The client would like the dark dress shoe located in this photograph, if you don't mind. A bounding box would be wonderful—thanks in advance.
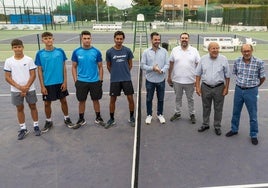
[198,125,209,132]
[225,130,238,137]
[215,128,221,136]
[251,138,258,145]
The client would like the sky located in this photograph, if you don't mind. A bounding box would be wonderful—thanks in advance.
[1,0,133,10]
[109,0,132,9]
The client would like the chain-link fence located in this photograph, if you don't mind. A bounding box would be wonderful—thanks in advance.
[1,3,268,26]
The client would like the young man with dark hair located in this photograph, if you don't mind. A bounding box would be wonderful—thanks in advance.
[35,32,73,132]
[71,30,105,129]
[105,31,135,128]
[4,39,40,140]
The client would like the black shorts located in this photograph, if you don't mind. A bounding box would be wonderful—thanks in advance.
[75,80,102,101]
[109,81,134,96]
[43,84,69,101]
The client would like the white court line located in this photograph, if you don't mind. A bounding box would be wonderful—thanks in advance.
[63,36,79,43]
[201,183,268,188]
[1,62,268,66]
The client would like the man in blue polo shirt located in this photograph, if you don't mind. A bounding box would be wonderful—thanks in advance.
[35,32,73,132]
[71,30,105,129]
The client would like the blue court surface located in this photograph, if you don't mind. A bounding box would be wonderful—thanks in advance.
[0,32,268,188]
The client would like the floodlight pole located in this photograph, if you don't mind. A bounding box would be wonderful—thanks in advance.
[96,0,99,23]
[172,0,174,21]
[45,0,48,13]
[22,0,26,13]
[205,0,208,23]
[13,0,17,14]
[69,0,73,23]
[107,0,110,22]
[182,0,185,22]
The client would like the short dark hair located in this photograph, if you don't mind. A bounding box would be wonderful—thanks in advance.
[41,31,53,38]
[11,39,23,47]
[150,32,160,39]
[114,31,125,39]
[180,32,189,38]
[81,30,91,36]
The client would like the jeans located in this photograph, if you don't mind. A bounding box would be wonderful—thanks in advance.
[145,79,165,116]
[231,85,258,138]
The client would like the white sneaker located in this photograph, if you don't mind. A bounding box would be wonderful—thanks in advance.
[157,114,166,124]
[145,115,152,125]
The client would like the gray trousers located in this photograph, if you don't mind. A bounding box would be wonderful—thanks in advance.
[173,82,195,116]
[201,83,225,128]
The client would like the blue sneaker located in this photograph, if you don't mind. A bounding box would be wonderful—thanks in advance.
[34,126,41,136]
[105,119,116,129]
[18,129,29,140]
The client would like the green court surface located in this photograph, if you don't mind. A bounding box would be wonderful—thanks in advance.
[0,25,267,62]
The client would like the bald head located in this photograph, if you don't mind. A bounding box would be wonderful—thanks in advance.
[208,42,220,59]
[241,44,253,52]
[208,42,219,50]
[241,44,253,62]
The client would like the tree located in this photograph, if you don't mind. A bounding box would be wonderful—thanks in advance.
[60,0,108,21]
[132,0,161,6]
[131,0,161,21]
[75,0,106,6]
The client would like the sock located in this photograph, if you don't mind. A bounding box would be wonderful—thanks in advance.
[64,115,69,120]
[46,118,52,122]
[130,111,134,118]
[95,112,100,118]
[33,121,39,127]
[110,113,114,120]
[79,113,84,120]
[20,123,26,130]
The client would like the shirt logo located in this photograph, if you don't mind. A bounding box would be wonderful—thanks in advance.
[112,55,126,59]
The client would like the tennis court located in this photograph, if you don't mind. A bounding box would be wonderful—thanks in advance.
[0,31,268,188]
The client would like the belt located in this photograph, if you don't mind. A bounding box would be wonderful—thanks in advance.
[203,82,224,88]
[236,85,257,90]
